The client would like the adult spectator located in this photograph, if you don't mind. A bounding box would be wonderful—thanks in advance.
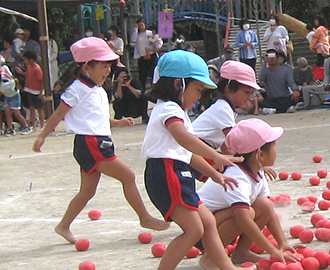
[309,15,329,66]
[263,14,289,55]
[112,67,149,124]
[107,25,124,65]
[0,38,15,68]
[258,49,299,113]
[84,26,94,37]
[323,57,330,91]
[293,57,314,88]
[207,46,238,72]
[130,19,158,92]
[235,18,258,71]
[22,26,41,63]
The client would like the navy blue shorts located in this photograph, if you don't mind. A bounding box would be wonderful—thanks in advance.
[73,135,117,175]
[144,158,200,221]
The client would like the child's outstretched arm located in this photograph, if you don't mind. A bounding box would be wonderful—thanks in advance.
[32,102,70,152]
[167,121,243,170]
[190,154,238,191]
[110,117,134,127]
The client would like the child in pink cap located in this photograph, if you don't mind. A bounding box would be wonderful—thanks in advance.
[197,118,300,266]
[32,37,169,244]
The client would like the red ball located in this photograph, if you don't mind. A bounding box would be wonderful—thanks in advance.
[270,262,286,270]
[75,239,90,251]
[151,242,166,257]
[298,229,314,243]
[275,195,291,207]
[315,228,330,241]
[225,244,235,256]
[138,232,152,244]
[88,209,101,220]
[262,226,272,237]
[250,242,264,254]
[306,195,318,203]
[241,262,255,268]
[314,250,330,269]
[326,180,330,189]
[313,155,322,163]
[311,213,324,227]
[284,262,303,270]
[291,171,302,180]
[297,197,309,206]
[257,258,273,270]
[318,169,328,178]
[290,225,305,238]
[302,257,320,270]
[316,219,327,228]
[322,190,330,200]
[79,261,96,270]
[118,0,126,7]
[186,246,200,258]
[309,176,321,186]
[279,171,289,180]
[318,200,330,210]
[301,201,315,213]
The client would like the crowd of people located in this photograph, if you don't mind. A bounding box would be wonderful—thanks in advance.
[0,11,328,270]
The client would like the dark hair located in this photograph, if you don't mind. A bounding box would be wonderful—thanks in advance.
[239,18,250,30]
[85,26,93,32]
[73,60,116,77]
[108,25,119,33]
[199,78,241,110]
[306,23,313,31]
[23,50,37,60]
[136,18,145,24]
[237,142,273,161]
[150,77,194,105]
[115,67,129,78]
[54,80,64,87]
[270,14,280,25]
[315,15,328,29]
[150,25,158,33]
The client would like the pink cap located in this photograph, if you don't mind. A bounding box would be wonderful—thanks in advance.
[70,37,119,62]
[225,118,283,154]
[220,61,260,90]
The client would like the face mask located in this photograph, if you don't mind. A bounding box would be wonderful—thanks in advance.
[224,52,233,59]
[243,24,250,31]
[85,31,93,37]
[300,67,308,72]
[269,19,276,25]
[187,48,195,52]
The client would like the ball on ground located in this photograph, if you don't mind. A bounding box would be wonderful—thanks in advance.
[279,171,289,180]
[302,257,319,270]
[291,171,302,180]
[186,246,200,258]
[75,239,90,251]
[313,155,322,163]
[301,201,315,213]
[298,229,314,243]
[290,225,305,238]
[88,209,101,220]
[151,242,166,257]
[79,261,96,270]
[138,232,152,244]
[318,169,328,178]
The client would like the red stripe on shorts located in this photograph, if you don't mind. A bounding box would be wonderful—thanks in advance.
[163,159,198,221]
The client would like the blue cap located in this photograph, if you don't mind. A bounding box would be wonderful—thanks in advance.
[158,50,217,89]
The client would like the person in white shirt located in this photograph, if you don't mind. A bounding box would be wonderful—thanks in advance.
[197,118,300,265]
[32,37,169,245]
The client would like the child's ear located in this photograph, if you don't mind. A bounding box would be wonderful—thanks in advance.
[174,78,182,91]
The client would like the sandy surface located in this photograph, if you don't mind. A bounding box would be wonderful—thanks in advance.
[2,108,330,269]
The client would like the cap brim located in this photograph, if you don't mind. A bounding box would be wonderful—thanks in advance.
[239,80,261,90]
[265,127,284,143]
[193,75,217,89]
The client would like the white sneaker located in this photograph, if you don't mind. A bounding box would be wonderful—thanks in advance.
[286,105,296,113]
[262,108,276,115]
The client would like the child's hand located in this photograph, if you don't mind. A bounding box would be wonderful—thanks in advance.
[210,172,238,192]
[280,242,305,254]
[117,117,135,127]
[213,154,244,172]
[33,137,45,152]
[263,166,277,181]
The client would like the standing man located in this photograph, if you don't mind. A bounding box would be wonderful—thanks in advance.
[258,49,299,113]
[130,19,159,92]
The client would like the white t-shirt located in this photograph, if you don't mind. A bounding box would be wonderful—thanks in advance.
[137,30,153,57]
[192,99,237,149]
[61,78,111,136]
[197,164,270,213]
[108,37,124,56]
[142,100,193,164]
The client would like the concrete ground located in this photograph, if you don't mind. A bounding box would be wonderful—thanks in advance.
[2,108,330,269]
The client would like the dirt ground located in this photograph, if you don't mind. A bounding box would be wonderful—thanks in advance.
[2,108,330,270]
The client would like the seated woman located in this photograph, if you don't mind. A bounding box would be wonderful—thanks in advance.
[112,67,149,123]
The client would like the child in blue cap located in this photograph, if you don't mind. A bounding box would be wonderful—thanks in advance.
[142,50,254,270]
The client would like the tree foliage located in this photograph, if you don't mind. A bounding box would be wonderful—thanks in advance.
[282,0,319,24]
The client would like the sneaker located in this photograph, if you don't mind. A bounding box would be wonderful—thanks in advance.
[5,128,16,137]
[262,108,276,115]
[21,126,32,135]
[286,105,296,113]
